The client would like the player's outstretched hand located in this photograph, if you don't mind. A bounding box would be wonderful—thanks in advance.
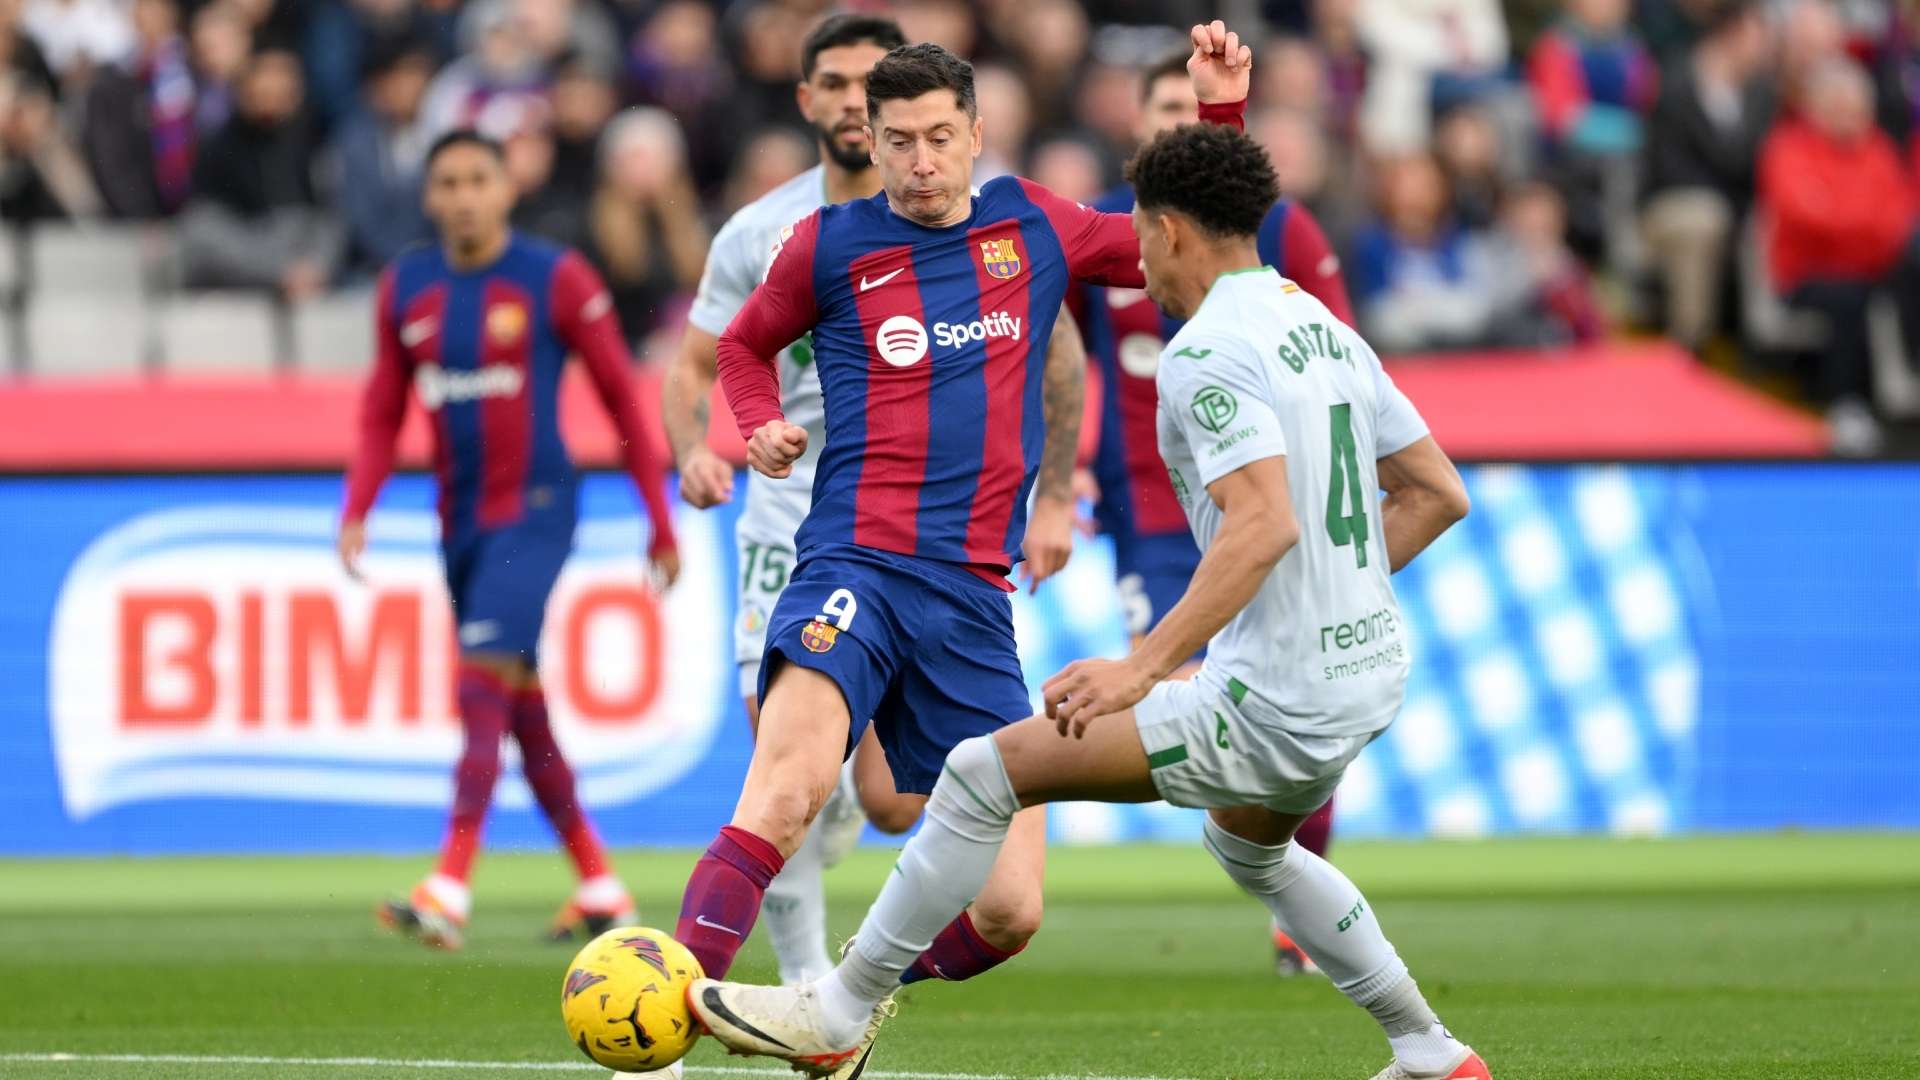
[648,546,682,591]
[679,445,735,508]
[1188,19,1252,105]
[1020,495,1075,594]
[337,520,367,583]
[746,420,808,479]
[1043,657,1154,738]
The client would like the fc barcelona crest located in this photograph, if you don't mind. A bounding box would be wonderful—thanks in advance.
[486,302,527,344]
[978,238,1021,279]
[801,619,839,653]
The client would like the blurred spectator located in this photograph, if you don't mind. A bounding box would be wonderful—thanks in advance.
[1027,135,1105,203]
[81,0,195,218]
[0,66,100,220]
[328,38,434,274]
[1072,60,1140,164]
[1433,104,1506,229]
[187,1,250,135]
[1488,181,1606,345]
[1260,36,1330,120]
[303,0,454,134]
[1314,0,1369,141]
[1529,0,1658,157]
[973,63,1029,184]
[179,48,340,298]
[1758,58,1918,455]
[1356,0,1508,153]
[547,55,616,202]
[1778,0,1848,113]
[419,0,552,141]
[585,107,707,347]
[729,2,810,138]
[719,126,814,214]
[20,0,131,86]
[505,123,581,250]
[994,0,1089,132]
[892,0,977,58]
[461,0,617,81]
[1351,153,1501,352]
[624,0,731,188]
[1640,0,1774,350]
[1252,105,1369,248]
[1873,1,1920,150]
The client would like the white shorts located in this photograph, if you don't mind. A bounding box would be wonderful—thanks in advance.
[1133,676,1375,814]
[734,534,797,700]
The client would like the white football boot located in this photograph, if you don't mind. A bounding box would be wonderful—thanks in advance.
[1368,1047,1492,1079]
[688,979,890,1077]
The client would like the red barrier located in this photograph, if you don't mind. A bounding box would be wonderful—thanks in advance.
[0,341,1824,471]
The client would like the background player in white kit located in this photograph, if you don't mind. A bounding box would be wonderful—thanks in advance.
[662,14,918,988]
[692,123,1490,1079]
[661,13,1083,993]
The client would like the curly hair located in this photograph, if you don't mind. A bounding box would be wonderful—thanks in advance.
[1125,123,1278,239]
[865,43,976,123]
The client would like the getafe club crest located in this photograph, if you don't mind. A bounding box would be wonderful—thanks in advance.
[978,238,1021,279]
[801,618,839,653]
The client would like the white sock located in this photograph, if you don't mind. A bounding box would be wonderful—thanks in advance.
[1201,819,1464,1072]
[762,816,834,984]
[815,735,1016,1044]
[574,874,631,914]
[423,873,472,921]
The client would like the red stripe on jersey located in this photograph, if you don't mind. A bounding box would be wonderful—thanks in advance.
[962,224,1035,564]
[1106,290,1188,535]
[848,244,930,554]
[400,284,455,525]
[476,279,535,528]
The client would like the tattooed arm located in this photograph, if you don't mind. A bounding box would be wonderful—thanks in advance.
[1021,305,1086,592]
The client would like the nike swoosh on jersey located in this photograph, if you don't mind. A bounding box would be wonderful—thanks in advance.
[694,915,743,937]
[400,318,436,347]
[859,268,906,291]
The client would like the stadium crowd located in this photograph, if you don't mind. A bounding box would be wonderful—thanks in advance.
[2,0,1919,452]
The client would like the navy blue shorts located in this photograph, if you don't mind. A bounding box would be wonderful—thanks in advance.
[758,544,1032,795]
[1112,529,1202,641]
[441,496,577,658]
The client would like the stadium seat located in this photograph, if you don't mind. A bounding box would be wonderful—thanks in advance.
[1868,295,1920,421]
[24,295,151,378]
[26,224,164,296]
[158,293,286,374]
[293,291,377,372]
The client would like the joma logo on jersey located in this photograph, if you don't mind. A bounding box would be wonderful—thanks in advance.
[978,238,1021,279]
[1190,385,1238,434]
[414,363,524,409]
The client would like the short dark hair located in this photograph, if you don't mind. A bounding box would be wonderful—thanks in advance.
[801,13,907,80]
[1126,123,1278,239]
[1140,50,1189,103]
[426,129,505,169]
[865,43,976,123]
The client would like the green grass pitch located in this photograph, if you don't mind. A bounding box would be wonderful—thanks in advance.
[2,834,1916,1079]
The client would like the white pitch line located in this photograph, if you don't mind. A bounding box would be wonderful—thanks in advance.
[0,1052,1198,1080]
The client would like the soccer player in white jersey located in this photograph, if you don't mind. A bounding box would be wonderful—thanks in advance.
[690,123,1490,1079]
[661,13,922,989]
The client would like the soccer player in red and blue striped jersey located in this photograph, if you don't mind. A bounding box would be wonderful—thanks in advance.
[681,25,1252,1076]
[339,131,677,952]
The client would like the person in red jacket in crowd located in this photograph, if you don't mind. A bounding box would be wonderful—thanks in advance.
[1758,57,1919,456]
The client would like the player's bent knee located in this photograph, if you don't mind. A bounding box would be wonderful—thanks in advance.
[862,791,924,835]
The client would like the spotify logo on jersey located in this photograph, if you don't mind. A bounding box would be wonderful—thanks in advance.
[875,315,929,367]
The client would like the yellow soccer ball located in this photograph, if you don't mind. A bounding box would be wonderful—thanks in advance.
[560,926,705,1072]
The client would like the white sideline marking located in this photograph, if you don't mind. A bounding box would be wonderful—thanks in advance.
[0,1052,1197,1080]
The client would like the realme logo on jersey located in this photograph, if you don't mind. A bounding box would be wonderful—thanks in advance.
[413,364,525,409]
[933,310,1022,349]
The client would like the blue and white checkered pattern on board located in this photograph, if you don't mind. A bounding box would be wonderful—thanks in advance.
[1023,465,1708,843]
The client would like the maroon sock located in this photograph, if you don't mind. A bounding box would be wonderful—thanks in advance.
[1293,797,1335,858]
[675,825,784,978]
[510,687,610,880]
[899,909,1026,985]
[435,664,511,882]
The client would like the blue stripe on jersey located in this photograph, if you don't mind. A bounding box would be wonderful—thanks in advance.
[1256,200,1291,270]
[802,226,867,550]
[1006,206,1067,557]
[440,272,485,534]
[910,236,986,550]
[524,253,567,488]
